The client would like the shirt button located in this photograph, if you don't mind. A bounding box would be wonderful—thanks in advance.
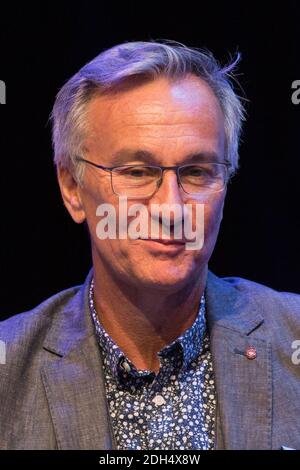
[152,395,166,406]
[122,360,131,372]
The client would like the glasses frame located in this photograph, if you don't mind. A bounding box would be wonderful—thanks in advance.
[76,156,232,199]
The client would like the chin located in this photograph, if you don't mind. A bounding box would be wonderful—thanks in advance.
[134,267,197,291]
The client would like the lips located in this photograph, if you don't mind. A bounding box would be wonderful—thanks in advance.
[137,237,189,255]
[139,238,187,245]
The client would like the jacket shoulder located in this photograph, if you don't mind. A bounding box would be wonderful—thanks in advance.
[221,275,300,307]
[0,285,81,346]
[216,274,300,333]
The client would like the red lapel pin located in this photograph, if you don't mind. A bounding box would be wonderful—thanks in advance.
[245,346,257,360]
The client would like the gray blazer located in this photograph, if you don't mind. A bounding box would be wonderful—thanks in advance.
[0,269,300,450]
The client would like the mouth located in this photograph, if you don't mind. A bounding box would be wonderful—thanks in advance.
[137,237,188,254]
[139,238,186,245]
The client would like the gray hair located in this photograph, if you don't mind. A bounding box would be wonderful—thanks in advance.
[50,40,246,181]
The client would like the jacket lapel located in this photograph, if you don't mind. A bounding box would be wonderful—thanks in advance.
[206,272,272,449]
[41,269,116,450]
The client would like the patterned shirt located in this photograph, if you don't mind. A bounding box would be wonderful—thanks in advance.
[89,279,216,450]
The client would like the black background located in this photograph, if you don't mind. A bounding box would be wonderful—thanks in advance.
[1,2,299,319]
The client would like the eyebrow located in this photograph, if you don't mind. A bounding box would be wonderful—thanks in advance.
[109,148,221,165]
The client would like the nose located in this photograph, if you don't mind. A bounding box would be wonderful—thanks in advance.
[153,169,184,206]
[149,169,185,230]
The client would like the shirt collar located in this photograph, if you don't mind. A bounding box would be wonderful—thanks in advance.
[163,294,207,370]
[89,278,207,380]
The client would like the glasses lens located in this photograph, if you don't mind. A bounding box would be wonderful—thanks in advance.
[112,165,161,197]
[179,163,226,194]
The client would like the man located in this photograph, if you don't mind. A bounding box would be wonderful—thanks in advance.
[0,40,300,450]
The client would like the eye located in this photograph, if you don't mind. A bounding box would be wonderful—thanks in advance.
[128,168,148,177]
[118,166,157,178]
[181,165,207,177]
[187,167,205,177]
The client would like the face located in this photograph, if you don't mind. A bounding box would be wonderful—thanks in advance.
[59,74,226,292]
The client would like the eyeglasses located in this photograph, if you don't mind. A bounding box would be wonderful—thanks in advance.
[76,156,231,198]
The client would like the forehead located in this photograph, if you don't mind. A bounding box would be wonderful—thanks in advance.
[84,74,225,160]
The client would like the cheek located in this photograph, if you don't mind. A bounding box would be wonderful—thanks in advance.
[203,195,225,248]
[187,194,224,233]
[81,169,113,207]
[80,175,118,236]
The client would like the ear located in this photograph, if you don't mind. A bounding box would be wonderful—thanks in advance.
[57,165,86,224]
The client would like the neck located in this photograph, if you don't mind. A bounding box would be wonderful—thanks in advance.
[92,256,207,373]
